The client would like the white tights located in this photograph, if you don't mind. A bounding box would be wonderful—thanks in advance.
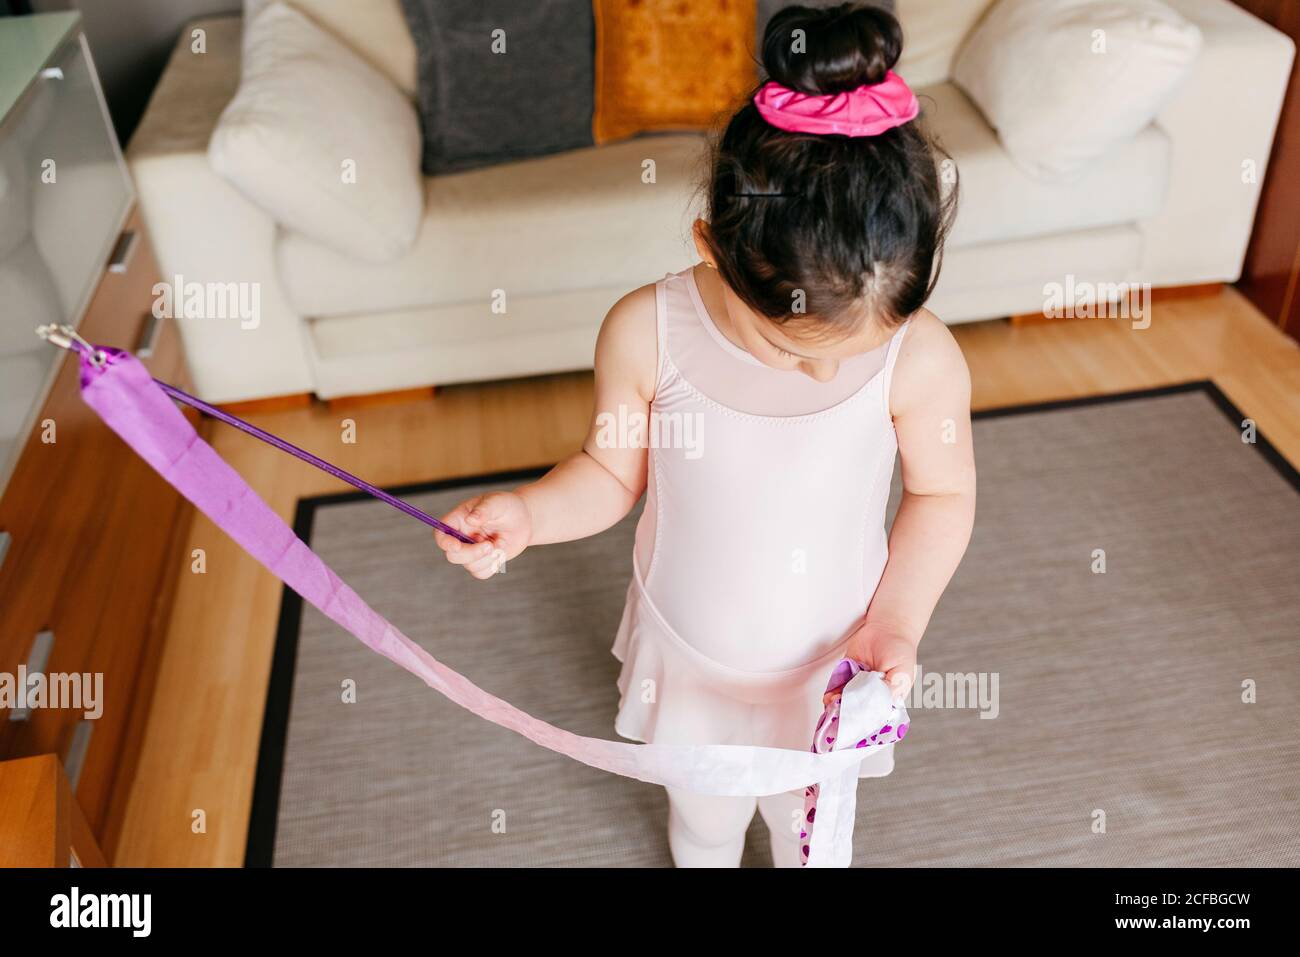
[666,786,806,868]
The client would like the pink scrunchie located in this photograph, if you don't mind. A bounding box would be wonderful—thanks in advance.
[753,71,919,137]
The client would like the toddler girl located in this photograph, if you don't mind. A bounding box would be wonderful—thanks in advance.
[435,2,976,867]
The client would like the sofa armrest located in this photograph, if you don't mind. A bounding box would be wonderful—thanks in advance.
[128,16,240,160]
[127,15,314,403]
[1139,0,1295,287]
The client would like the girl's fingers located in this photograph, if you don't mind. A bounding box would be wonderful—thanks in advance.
[465,493,509,529]
[433,528,469,552]
[822,668,911,709]
[443,541,496,567]
[464,547,508,579]
[884,666,914,702]
[435,523,476,555]
[435,498,485,552]
[441,536,507,577]
[433,494,517,579]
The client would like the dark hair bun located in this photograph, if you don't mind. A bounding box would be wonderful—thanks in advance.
[761,3,903,95]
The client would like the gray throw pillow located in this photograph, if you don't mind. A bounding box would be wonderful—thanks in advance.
[399,0,595,175]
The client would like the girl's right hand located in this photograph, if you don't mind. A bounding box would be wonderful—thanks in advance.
[433,491,532,579]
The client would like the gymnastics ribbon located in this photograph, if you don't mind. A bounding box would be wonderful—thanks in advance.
[73,345,908,867]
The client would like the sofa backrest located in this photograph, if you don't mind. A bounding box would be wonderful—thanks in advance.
[242,0,996,96]
[895,0,997,88]
[244,0,417,95]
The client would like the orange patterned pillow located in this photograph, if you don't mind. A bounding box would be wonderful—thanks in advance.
[592,0,759,144]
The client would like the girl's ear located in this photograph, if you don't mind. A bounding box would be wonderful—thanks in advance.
[692,219,717,266]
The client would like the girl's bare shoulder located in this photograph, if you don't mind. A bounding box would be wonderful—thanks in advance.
[594,282,659,402]
[891,308,971,415]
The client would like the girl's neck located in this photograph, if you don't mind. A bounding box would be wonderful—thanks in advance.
[691,262,747,352]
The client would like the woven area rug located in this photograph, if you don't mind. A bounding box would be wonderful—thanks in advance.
[248,382,1300,867]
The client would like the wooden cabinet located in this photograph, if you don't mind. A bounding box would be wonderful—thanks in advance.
[1233,0,1300,340]
[0,754,106,868]
[0,207,195,863]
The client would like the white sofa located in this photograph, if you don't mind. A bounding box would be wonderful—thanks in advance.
[127,0,1295,403]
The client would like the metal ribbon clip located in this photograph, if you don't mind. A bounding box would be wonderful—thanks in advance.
[36,324,107,367]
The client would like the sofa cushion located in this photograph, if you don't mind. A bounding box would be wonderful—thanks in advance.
[275,0,417,97]
[306,286,624,398]
[276,134,706,320]
[928,223,1145,322]
[593,0,757,145]
[924,82,1171,249]
[894,0,997,88]
[210,2,423,262]
[399,0,595,174]
[952,0,1202,180]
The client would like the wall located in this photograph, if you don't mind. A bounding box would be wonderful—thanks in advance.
[31,0,241,145]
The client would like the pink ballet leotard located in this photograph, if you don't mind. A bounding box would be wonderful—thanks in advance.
[612,266,911,779]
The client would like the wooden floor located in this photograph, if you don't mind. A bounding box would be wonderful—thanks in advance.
[112,288,1300,866]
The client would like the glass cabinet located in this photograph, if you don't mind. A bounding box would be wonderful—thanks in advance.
[0,11,134,494]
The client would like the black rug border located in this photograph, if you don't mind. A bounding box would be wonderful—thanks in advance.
[243,379,1298,866]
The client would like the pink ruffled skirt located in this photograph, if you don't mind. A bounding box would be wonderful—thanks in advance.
[611,571,896,781]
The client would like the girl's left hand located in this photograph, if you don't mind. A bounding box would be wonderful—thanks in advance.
[834,620,918,705]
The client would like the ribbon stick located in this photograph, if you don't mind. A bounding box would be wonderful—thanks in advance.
[148,378,476,544]
[72,345,907,865]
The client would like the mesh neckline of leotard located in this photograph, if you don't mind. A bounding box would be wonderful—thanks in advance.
[664,267,904,423]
